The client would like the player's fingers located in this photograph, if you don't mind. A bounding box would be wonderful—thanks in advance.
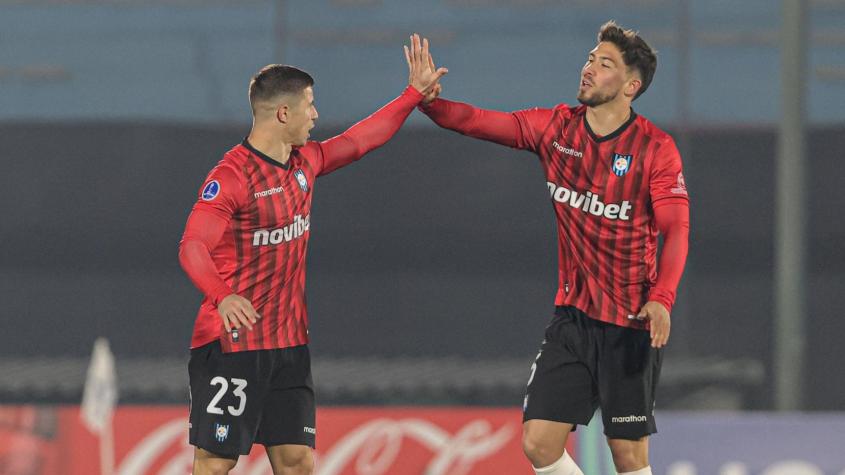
[404,45,412,71]
[428,51,436,72]
[245,304,260,323]
[654,320,669,347]
[236,308,254,330]
[221,314,232,333]
[227,312,242,330]
[229,304,251,330]
[413,33,422,65]
[422,37,430,64]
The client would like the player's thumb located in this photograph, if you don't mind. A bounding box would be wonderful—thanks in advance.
[434,67,449,80]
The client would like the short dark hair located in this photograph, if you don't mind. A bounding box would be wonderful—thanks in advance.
[597,21,657,100]
[248,64,314,111]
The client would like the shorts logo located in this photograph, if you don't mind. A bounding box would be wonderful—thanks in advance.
[202,180,221,201]
[231,328,239,343]
[294,169,309,192]
[611,415,648,423]
[303,426,316,435]
[611,153,633,177]
[215,423,230,442]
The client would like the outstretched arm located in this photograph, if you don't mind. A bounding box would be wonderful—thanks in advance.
[419,98,525,148]
[316,34,447,176]
[417,47,551,151]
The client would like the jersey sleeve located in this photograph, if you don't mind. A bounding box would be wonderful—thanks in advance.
[419,98,555,152]
[190,164,248,220]
[650,137,690,205]
[648,200,690,313]
[178,164,247,306]
[312,85,424,177]
[179,210,235,306]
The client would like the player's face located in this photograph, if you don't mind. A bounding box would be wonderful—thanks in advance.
[577,42,632,107]
[287,87,318,146]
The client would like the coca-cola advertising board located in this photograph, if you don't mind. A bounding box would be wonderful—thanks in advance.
[2,405,561,475]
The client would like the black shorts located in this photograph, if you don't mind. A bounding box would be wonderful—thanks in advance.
[522,306,662,440]
[188,341,316,458]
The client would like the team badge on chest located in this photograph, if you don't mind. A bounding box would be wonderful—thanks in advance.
[611,153,633,177]
[293,169,309,192]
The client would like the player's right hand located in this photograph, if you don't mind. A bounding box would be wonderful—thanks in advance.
[218,294,261,332]
[421,47,443,104]
[404,33,448,96]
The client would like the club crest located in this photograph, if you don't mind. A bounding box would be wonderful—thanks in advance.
[611,154,633,177]
[215,423,229,442]
[294,169,309,192]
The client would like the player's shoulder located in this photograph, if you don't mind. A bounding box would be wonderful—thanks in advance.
[635,114,676,147]
[294,141,322,159]
[291,141,324,172]
[209,143,251,180]
[551,103,581,119]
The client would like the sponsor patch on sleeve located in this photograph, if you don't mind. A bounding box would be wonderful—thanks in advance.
[670,172,688,195]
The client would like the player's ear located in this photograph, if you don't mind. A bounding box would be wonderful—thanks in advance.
[625,78,641,100]
[276,104,289,124]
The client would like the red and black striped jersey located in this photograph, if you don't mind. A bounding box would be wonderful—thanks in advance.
[186,140,322,352]
[422,100,689,329]
[181,86,423,352]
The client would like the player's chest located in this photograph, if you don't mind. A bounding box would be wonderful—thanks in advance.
[541,132,648,195]
[238,164,315,227]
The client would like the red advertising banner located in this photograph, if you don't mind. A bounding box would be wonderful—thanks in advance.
[2,405,557,475]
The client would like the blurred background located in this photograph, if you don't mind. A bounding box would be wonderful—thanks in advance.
[1,0,844,474]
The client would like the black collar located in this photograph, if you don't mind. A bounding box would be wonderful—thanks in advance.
[242,138,292,170]
[583,109,637,143]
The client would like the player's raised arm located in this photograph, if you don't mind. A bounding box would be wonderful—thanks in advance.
[315,34,447,176]
[416,45,553,152]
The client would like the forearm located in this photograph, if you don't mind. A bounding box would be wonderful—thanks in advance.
[419,98,522,147]
[178,210,233,305]
[649,199,690,312]
[319,85,423,174]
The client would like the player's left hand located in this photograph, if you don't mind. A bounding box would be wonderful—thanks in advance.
[404,33,448,95]
[634,301,671,348]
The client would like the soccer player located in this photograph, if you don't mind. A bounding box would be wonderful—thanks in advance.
[417,22,689,475]
[178,35,446,475]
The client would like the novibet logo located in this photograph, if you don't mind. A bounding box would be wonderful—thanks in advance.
[547,182,633,221]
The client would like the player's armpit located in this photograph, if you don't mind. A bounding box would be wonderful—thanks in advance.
[648,200,690,313]
[316,86,423,176]
[179,209,234,305]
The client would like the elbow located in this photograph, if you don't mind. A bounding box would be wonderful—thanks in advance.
[178,238,201,272]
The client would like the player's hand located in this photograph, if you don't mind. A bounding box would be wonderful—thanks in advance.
[404,33,448,96]
[633,301,670,348]
[218,294,261,332]
[421,52,443,104]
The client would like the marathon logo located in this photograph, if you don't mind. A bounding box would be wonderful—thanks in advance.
[254,186,283,199]
[252,214,310,246]
[611,415,648,423]
[547,182,632,221]
[552,141,583,158]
